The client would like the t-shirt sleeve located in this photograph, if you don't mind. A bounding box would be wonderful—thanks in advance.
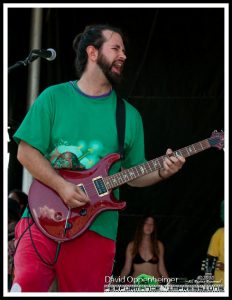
[122,104,147,169]
[13,88,54,155]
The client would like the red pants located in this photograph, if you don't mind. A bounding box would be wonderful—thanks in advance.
[11,218,115,292]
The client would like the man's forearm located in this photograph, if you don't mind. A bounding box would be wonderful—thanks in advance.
[127,170,163,187]
[127,149,185,188]
[17,140,66,194]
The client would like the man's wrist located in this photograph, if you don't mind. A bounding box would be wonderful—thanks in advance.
[158,169,167,180]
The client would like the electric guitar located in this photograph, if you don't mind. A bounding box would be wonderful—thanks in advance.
[28,130,224,242]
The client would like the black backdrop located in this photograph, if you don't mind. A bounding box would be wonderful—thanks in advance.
[8,7,225,280]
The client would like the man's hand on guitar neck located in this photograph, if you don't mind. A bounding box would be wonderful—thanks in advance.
[159,148,186,179]
[128,148,185,188]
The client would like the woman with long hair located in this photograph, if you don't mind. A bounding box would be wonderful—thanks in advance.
[120,215,169,282]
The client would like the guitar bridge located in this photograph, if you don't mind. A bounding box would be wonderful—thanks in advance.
[93,176,109,197]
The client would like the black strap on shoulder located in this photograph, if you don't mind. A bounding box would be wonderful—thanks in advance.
[116,95,126,160]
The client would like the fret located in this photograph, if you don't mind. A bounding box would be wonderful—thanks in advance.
[188,146,194,155]
[157,158,162,169]
[138,165,146,176]
[128,169,136,179]
[144,161,156,173]
[160,157,165,168]
[151,159,158,170]
[121,173,127,183]
[182,147,190,157]
[192,144,197,152]
[122,170,129,181]
[199,141,204,151]
[195,143,202,153]
[147,161,153,173]
[134,166,141,177]
[111,176,118,186]
[194,143,202,153]
[203,140,211,149]
[104,178,111,190]
[185,147,190,156]
[116,173,123,184]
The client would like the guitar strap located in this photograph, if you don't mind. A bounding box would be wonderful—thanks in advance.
[116,95,126,161]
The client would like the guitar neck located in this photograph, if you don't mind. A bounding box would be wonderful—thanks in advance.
[104,138,212,189]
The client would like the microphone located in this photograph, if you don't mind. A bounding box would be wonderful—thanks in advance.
[31,48,56,61]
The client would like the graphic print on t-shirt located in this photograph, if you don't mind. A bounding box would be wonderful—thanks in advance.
[48,139,104,170]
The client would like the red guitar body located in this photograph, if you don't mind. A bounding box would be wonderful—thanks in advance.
[28,153,126,242]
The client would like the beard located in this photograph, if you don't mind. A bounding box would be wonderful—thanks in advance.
[96,52,124,86]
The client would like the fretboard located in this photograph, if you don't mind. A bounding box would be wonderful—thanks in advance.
[104,138,212,190]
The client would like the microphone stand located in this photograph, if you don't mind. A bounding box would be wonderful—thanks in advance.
[8,51,39,73]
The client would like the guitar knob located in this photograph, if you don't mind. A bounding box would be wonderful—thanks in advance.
[54,212,63,221]
[79,208,87,216]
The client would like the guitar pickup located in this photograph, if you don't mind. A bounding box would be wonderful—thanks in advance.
[93,176,109,197]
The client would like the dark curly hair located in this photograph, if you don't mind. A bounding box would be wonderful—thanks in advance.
[72,24,126,78]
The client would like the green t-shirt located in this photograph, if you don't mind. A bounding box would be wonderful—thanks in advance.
[13,81,146,240]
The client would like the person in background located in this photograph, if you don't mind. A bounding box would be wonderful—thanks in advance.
[120,215,169,285]
[8,189,28,215]
[8,198,21,290]
[206,200,224,285]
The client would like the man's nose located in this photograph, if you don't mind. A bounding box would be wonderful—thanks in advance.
[119,51,126,60]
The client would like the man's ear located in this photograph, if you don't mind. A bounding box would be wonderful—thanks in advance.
[86,45,98,61]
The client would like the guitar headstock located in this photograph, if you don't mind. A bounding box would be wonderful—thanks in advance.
[208,130,224,150]
[201,256,218,275]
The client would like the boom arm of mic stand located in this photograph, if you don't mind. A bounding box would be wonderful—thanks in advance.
[8,52,39,73]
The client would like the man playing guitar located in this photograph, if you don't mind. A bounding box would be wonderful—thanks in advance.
[11,24,189,292]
